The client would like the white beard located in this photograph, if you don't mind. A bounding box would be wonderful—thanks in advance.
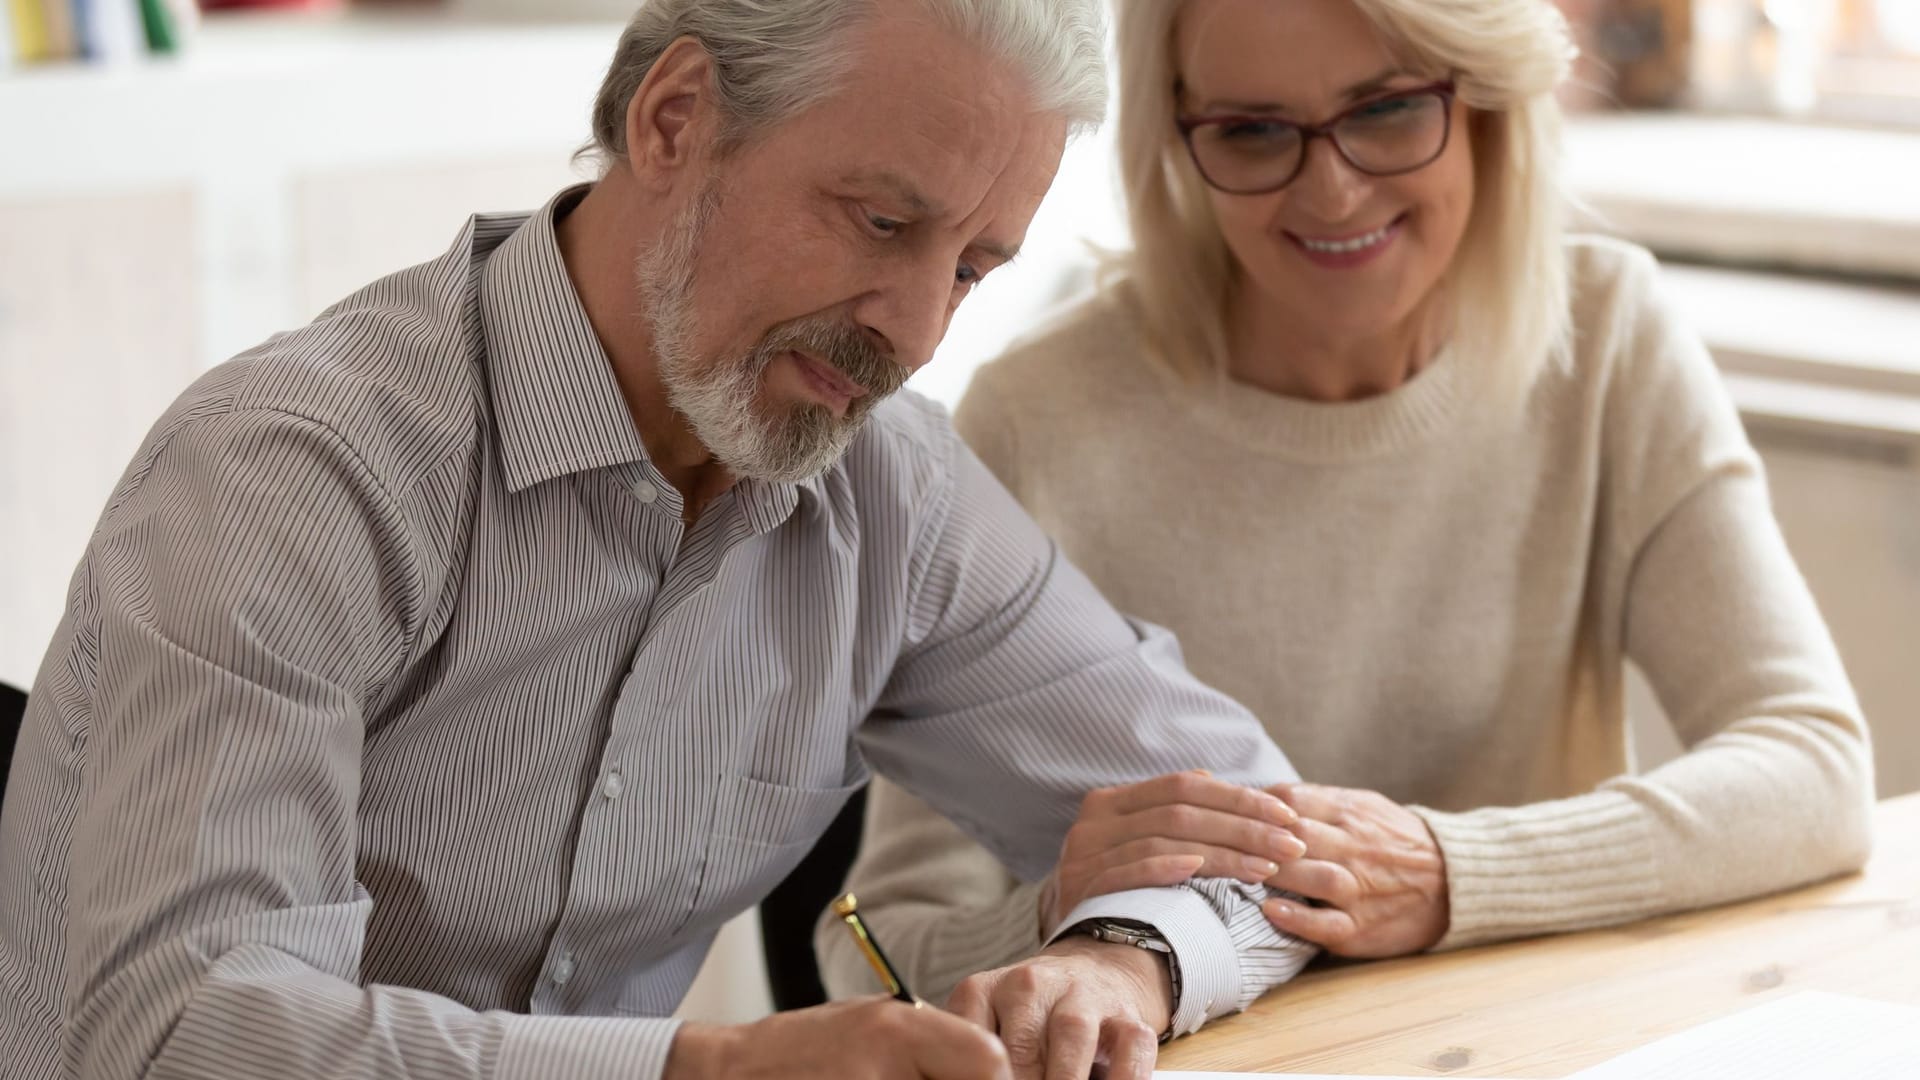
[637,183,869,484]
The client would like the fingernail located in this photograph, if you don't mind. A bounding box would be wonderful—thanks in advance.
[1268,830,1304,857]
[1243,858,1279,879]
[1268,900,1293,918]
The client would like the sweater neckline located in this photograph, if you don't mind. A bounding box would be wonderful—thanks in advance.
[1149,345,1472,463]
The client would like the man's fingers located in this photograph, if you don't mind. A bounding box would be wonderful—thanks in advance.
[1098,770,1296,826]
[947,973,998,1032]
[1263,857,1360,906]
[1098,1015,1160,1080]
[1262,896,1359,952]
[990,968,1057,1079]
[893,1000,1015,1080]
[1093,837,1280,883]
[1041,1003,1100,1080]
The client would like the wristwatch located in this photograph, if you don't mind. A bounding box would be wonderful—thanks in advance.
[1064,918,1182,1042]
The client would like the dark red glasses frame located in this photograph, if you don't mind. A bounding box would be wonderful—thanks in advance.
[1176,80,1458,194]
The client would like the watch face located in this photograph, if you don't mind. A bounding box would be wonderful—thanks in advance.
[1091,920,1170,951]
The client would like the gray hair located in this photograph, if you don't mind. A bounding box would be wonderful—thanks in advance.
[586,0,1108,166]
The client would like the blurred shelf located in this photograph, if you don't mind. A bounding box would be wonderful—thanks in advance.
[0,10,620,196]
[1663,262,1920,397]
[1567,114,1920,281]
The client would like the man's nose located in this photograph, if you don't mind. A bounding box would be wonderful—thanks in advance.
[852,260,957,375]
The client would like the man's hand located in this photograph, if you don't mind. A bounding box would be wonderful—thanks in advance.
[665,997,1011,1080]
[1039,769,1304,934]
[1260,782,1450,957]
[947,933,1171,1080]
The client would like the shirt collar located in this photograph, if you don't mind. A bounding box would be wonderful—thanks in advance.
[476,184,824,532]
[734,476,809,536]
[478,184,653,494]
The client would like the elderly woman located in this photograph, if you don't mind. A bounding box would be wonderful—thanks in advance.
[816,0,1875,1007]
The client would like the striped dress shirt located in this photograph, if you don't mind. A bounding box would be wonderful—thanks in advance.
[0,187,1313,1080]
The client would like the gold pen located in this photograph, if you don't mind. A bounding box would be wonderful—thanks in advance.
[832,892,923,1007]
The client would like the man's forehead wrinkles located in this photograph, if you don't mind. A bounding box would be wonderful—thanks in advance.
[846,169,944,217]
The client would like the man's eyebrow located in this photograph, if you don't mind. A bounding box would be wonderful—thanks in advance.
[975,237,1021,264]
[845,170,942,218]
[844,169,1021,264]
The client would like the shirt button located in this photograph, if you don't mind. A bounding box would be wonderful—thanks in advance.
[633,480,659,503]
[551,952,575,985]
[601,771,625,799]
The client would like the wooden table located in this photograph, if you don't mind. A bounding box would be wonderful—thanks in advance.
[1158,794,1920,1077]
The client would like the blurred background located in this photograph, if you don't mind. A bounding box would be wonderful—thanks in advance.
[2,0,1916,1024]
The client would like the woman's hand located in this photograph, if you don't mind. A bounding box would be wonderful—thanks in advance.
[1260,782,1450,957]
[1040,769,1306,934]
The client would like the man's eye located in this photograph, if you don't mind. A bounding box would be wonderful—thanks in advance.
[867,214,903,236]
[956,262,981,287]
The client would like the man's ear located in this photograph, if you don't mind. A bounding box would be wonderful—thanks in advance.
[624,35,720,190]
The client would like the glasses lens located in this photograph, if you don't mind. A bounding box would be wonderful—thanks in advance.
[1189,119,1303,193]
[1332,91,1449,174]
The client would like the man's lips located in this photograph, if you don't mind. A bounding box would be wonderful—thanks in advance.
[792,350,869,403]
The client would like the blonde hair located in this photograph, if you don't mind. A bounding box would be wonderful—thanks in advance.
[1111,0,1578,403]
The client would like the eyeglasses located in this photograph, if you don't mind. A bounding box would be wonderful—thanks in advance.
[1176,81,1457,195]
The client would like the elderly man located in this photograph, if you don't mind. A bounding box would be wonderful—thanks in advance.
[0,2,1317,1078]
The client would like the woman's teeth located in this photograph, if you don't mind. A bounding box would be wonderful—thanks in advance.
[1299,221,1394,253]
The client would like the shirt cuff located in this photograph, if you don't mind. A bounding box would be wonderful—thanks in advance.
[495,1013,684,1080]
[1045,887,1238,1040]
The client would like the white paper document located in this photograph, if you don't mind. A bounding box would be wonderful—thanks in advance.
[1156,1075,1485,1079]
[1567,991,1920,1079]
[1154,991,1916,1080]
[1156,1074,1496,1079]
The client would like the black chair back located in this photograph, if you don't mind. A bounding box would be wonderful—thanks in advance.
[758,784,867,1010]
[0,682,24,809]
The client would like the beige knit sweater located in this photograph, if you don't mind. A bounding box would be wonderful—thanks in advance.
[815,236,1875,1007]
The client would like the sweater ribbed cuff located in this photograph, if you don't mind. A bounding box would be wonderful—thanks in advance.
[1412,790,1661,951]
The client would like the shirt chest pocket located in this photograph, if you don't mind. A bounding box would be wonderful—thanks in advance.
[676,773,863,940]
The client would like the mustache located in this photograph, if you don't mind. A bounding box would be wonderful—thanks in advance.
[757,314,911,405]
